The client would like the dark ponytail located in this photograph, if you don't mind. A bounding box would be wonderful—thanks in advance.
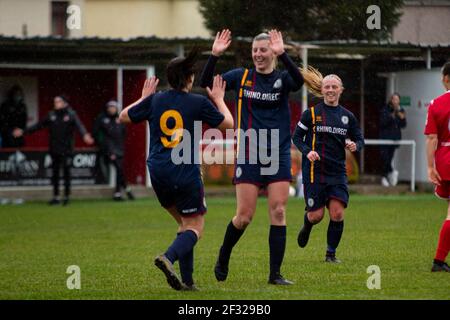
[167,48,199,90]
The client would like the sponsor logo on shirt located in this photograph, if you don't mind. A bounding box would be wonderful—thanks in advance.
[316,126,348,136]
[243,89,281,102]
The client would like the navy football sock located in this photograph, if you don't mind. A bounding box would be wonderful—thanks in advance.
[177,232,194,286]
[327,220,344,254]
[269,225,286,276]
[164,230,198,264]
[219,220,245,264]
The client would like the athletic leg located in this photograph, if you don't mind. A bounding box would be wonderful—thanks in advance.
[156,213,203,290]
[298,182,326,247]
[326,199,345,263]
[432,183,450,272]
[267,181,293,285]
[215,183,259,281]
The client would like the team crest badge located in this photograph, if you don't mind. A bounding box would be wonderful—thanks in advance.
[341,116,349,125]
[273,79,282,89]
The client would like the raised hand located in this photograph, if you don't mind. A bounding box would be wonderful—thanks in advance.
[142,76,159,99]
[268,29,285,56]
[206,75,226,103]
[212,29,232,57]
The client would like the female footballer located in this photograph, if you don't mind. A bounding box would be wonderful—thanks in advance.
[292,74,364,263]
[200,29,309,285]
[120,50,233,290]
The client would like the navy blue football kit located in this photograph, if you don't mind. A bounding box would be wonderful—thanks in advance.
[128,90,224,215]
[293,101,364,211]
[201,52,304,186]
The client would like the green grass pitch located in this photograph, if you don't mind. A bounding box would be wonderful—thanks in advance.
[0,194,448,300]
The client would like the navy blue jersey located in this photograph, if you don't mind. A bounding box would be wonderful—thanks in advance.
[128,90,224,186]
[293,102,365,184]
[200,53,303,162]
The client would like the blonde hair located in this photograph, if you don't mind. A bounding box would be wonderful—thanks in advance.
[299,65,323,98]
[253,33,270,41]
[323,74,344,88]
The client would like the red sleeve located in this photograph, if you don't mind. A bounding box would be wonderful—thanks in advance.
[424,100,437,135]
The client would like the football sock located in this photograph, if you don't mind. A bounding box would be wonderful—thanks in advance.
[327,220,344,253]
[269,225,286,276]
[434,219,450,263]
[219,220,245,264]
[164,230,198,264]
[177,232,194,286]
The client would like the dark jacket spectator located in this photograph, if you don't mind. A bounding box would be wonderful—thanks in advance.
[13,95,94,205]
[379,94,407,141]
[0,85,28,148]
[93,100,133,201]
[379,93,407,186]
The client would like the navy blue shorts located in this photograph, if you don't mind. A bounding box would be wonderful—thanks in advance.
[150,173,206,216]
[303,182,349,211]
[233,156,292,187]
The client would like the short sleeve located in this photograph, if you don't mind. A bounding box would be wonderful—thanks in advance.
[200,97,225,128]
[424,101,437,135]
[128,95,154,123]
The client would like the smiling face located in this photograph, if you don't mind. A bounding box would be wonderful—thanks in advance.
[252,39,275,74]
[321,75,343,106]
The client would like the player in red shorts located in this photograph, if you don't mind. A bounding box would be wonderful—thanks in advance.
[424,61,450,272]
